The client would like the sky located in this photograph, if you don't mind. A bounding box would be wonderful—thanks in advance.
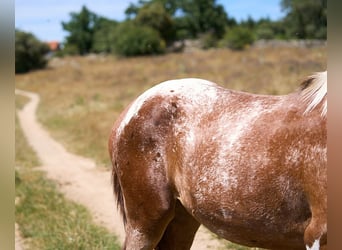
[15,0,284,42]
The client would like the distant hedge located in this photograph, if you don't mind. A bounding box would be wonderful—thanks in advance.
[15,30,49,73]
[220,26,255,50]
[112,22,166,56]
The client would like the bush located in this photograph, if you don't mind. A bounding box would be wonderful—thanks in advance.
[15,30,50,73]
[255,23,275,40]
[62,43,80,56]
[112,22,165,57]
[199,32,218,49]
[220,27,255,50]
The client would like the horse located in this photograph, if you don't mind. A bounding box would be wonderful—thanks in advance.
[108,71,327,250]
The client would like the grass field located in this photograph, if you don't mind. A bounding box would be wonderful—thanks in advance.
[15,46,326,249]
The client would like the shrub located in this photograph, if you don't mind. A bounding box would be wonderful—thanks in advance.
[112,22,165,57]
[220,27,255,50]
[62,43,80,56]
[15,30,50,73]
[255,23,275,40]
[199,32,218,49]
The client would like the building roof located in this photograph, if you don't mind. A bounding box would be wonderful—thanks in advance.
[46,41,60,51]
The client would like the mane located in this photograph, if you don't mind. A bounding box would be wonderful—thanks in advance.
[300,71,327,117]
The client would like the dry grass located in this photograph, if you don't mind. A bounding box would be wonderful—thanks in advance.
[15,46,326,167]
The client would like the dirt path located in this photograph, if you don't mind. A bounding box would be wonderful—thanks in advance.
[15,223,24,250]
[15,89,226,250]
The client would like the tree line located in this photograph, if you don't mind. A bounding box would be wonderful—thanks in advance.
[61,0,327,55]
[16,0,326,73]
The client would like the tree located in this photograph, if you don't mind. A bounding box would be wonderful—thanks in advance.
[92,17,118,53]
[135,1,176,44]
[125,2,141,19]
[125,0,180,18]
[15,29,49,73]
[112,21,166,56]
[240,16,256,30]
[62,5,98,55]
[176,0,228,39]
[281,0,327,39]
[125,0,228,40]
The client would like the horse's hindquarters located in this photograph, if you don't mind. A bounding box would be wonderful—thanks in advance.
[110,76,327,250]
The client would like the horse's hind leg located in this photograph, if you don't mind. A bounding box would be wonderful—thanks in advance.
[119,170,176,250]
[304,180,327,249]
[304,206,327,250]
[156,200,200,250]
[115,150,177,249]
[122,188,175,250]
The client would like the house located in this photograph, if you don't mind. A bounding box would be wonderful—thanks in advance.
[46,41,61,52]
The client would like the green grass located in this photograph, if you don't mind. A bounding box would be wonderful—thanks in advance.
[15,96,121,250]
[15,171,120,250]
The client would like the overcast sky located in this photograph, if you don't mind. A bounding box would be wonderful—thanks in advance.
[15,0,284,42]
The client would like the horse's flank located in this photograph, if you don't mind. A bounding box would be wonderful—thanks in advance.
[109,72,327,250]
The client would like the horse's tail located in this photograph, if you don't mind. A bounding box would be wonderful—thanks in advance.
[109,127,127,226]
[112,163,127,225]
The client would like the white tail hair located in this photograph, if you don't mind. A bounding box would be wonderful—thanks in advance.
[301,71,327,117]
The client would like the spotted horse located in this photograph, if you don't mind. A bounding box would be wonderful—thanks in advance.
[109,71,327,250]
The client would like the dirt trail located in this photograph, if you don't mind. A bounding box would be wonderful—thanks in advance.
[15,223,24,250]
[15,89,225,250]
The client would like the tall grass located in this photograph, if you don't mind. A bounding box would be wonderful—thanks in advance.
[15,97,121,250]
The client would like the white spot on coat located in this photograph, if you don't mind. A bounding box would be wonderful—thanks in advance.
[306,238,320,250]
